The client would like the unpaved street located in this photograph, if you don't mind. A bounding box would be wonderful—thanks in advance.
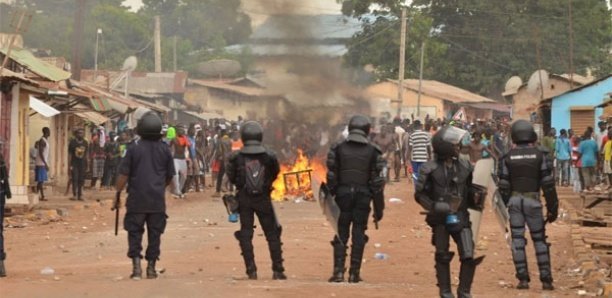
[2,181,577,298]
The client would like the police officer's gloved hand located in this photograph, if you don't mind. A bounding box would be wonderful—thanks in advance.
[546,208,558,223]
[373,209,383,222]
[433,201,451,215]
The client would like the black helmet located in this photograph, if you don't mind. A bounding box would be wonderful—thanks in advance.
[137,112,163,140]
[432,126,468,160]
[240,121,266,155]
[511,120,537,144]
[347,115,371,144]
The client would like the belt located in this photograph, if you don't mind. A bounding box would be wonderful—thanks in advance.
[512,191,539,200]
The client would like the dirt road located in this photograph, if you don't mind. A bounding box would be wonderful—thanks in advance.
[1,180,577,297]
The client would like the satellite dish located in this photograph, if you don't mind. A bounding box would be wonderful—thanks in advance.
[504,76,523,93]
[122,56,138,72]
[196,59,241,77]
[526,70,549,96]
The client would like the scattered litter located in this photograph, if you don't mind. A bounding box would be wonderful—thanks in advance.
[40,267,55,275]
[374,243,381,248]
[374,252,388,260]
[388,198,403,204]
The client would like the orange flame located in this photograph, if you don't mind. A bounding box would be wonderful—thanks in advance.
[271,149,327,201]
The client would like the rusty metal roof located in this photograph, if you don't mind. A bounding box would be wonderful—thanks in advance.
[0,68,39,85]
[0,47,71,81]
[390,79,495,103]
[189,79,273,97]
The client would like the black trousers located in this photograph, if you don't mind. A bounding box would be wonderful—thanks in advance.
[431,221,478,295]
[71,160,86,198]
[124,212,167,261]
[0,191,5,260]
[216,161,225,193]
[235,194,284,273]
[102,158,117,187]
[332,187,371,272]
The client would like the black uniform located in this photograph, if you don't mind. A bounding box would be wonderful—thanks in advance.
[227,121,286,280]
[415,126,483,298]
[0,154,12,277]
[118,139,175,264]
[497,120,558,290]
[326,115,385,283]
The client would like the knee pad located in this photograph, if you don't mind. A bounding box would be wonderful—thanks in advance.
[234,230,253,241]
[511,236,527,249]
[459,228,475,260]
[435,252,455,264]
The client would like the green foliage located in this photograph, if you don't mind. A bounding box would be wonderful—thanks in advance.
[342,7,449,86]
[1,0,252,74]
[339,0,612,97]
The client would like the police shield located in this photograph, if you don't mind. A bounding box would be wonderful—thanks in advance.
[318,182,340,238]
[492,189,512,248]
[468,158,494,244]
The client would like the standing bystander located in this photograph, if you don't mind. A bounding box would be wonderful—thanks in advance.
[35,127,51,201]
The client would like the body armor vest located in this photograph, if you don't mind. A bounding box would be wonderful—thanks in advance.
[337,142,375,186]
[505,146,542,192]
[429,161,471,210]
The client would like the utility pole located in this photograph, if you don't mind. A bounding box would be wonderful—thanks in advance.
[417,41,425,118]
[71,0,86,80]
[94,28,102,81]
[568,0,574,88]
[154,15,162,72]
[394,7,407,118]
[0,9,31,77]
[173,35,177,72]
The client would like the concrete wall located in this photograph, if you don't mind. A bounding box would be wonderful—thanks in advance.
[551,77,611,132]
[185,85,285,121]
[511,77,574,121]
[8,85,31,204]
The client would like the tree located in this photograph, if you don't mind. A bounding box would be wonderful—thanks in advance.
[139,0,253,75]
[339,0,612,97]
[343,9,449,84]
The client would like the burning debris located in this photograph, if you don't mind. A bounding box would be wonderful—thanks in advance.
[271,149,327,201]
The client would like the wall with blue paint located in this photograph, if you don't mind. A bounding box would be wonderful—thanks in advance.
[551,76,612,132]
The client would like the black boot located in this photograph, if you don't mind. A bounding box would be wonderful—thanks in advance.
[348,268,362,283]
[541,275,554,290]
[146,260,158,279]
[130,257,142,280]
[246,259,257,280]
[516,280,529,289]
[273,271,287,280]
[435,252,455,298]
[457,256,483,298]
[328,240,346,283]
[0,260,6,277]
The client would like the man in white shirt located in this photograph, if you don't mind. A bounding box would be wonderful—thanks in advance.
[36,127,51,201]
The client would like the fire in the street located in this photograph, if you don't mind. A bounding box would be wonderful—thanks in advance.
[271,149,327,201]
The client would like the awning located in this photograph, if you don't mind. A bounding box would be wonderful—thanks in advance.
[74,111,109,125]
[29,96,60,117]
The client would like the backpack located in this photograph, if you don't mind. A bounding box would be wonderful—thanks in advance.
[243,156,266,195]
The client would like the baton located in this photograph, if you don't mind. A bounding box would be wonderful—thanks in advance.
[111,192,120,236]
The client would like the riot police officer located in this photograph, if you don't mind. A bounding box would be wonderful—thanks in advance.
[415,126,485,298]
[497,120,557,291]
[116,112,175,280]
[227,121,286,280]
[326,115,385,283]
